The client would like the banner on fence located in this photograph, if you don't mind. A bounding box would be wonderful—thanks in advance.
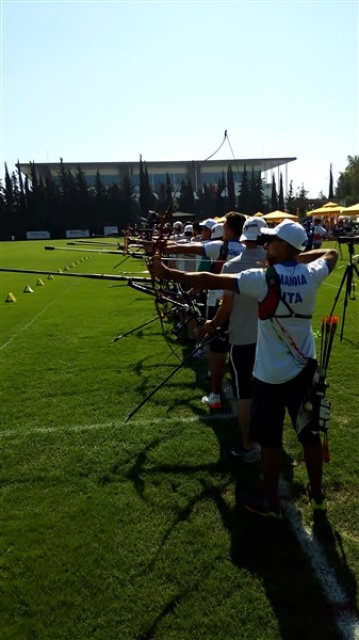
[66,229,90,238]
[26,231,51,240]
[104,226,118,236]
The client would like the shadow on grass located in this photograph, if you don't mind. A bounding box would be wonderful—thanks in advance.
[110,340,358,638]
[113,424,358,640]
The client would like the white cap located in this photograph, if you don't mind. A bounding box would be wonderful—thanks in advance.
[211,223,224,240]
[199,218,217,230]
[184,224,193,234]
[173,220,183,229]
[260,219,308,251]
[240,217,267,242]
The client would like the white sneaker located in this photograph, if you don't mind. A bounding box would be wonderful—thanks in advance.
[201,392,222,409]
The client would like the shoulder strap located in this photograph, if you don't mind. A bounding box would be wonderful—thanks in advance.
[258,266,312,320]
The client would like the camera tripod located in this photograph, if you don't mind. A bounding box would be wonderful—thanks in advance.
[329,239,359,341]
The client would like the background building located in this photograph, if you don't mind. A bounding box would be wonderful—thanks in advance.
[19,157,296,196]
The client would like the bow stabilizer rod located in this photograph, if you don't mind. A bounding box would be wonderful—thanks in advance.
[45,245,145,259]
[0,267,151,282]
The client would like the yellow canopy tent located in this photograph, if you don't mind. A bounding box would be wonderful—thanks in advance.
[307,202,344,217]
[339,203,359,217]
[253,211,265,217]
[262,210,298,222]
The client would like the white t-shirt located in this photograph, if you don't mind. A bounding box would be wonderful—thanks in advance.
[313,224,327,245]
[174,238,197,271]
[203,239,244,307]
[234,258,330,383]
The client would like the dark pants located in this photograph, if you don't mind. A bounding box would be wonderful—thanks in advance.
[250,365,320,447]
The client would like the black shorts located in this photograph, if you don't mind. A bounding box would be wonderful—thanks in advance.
[229,343,256,400]
[207,305,229,354]
[250,365,321,447]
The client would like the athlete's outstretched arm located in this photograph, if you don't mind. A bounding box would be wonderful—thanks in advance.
[148,257,237,291]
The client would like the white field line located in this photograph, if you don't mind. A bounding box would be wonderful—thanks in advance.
[0,374,236,439]
[0,413,235,439]
[0,282,79,352]
[279,478,359,640]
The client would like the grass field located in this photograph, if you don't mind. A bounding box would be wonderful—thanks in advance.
[0,239,358,640]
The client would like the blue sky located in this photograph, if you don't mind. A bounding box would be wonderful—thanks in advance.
[1,0,358,197]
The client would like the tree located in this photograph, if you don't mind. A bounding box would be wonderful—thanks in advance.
[294,184,309,217]
[335,155,359,206]
[24,162,47,233]
[215,173,227,216]
[57,158,77,230]
[328,163,334,199]
[238,165,250,214]
[119,173,138,225]
[71,166,89,229]
[249,168,265,214]
[278,173,285,211]
[44,173,61,236]
[270,174,278,211]
[197,183,217,217]
[285,180,296,214]
[16,161,27,214]
[177,178,195,213]
[94,170,107,233]
[155,173,173,215]
[3,163,14,209]
[227,165,236,211]
[139,157,155,214]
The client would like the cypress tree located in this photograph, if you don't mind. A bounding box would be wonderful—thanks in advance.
[74,165,89,228]
[295,184,309,217]
[250,172,265,214]
[278,173,285,211]
[120,173,138,225]
[4,163,14,209]
[227,165,235,211]
[165,173,172,214]
[94,170,107,233]
[139,157,155,214]
[57,158,77,230]
[271,174,278,211]
[16,161,27,214]
[238,165,251,214]
[177,178,195,213]
[44,174,61,237]
[329,163,334,199]
[285,180,296,214]
[215,173,227,215]
[0,180,8,239]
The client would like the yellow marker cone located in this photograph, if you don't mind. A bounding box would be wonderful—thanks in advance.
[23,285,34,293]
[48,274,54,280]
[5,292,17,303]
[64,266,70,271]
[57,269,63,273]
[36,279,45,286]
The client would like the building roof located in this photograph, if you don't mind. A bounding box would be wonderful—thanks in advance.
[19,157,296,177]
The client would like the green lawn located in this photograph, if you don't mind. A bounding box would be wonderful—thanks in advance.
[0,239,358,640]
